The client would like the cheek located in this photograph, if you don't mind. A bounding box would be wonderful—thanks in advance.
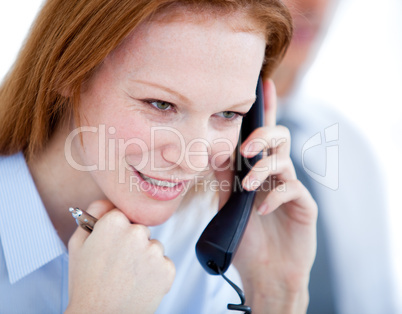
[210,129,239,170]
[108,118,154,171]
[77,100,152,171]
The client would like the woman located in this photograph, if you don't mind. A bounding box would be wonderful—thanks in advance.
[0,0,317,313]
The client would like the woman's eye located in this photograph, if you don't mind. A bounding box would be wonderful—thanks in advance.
[150,100,172,111]
[218,111,244,120]
[222,111,236,119]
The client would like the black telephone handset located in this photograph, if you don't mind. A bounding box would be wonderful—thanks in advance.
[196,77,264,276]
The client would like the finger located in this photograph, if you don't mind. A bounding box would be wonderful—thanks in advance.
[240,125,290,158]
[242,156,296,191]
[149,239,166,256]
[68,200,115,250]
[263,79,277,127]
[128,222,152,241]
[257,180,318,224]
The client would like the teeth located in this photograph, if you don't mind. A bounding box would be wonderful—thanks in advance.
[139,172,178,188]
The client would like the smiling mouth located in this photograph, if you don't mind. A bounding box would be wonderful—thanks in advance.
[138,172,180,188]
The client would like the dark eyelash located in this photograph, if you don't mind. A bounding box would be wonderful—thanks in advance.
[140,98,247,121]
[228,111,247,119]
[235,112,247,118]
[142,99,176,114]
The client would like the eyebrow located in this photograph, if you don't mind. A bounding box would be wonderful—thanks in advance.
[230,96,256,111]
[132,79,256,110]
[130,79,192,104]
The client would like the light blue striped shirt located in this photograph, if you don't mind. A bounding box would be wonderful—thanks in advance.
[0,153,240,313]
[0,153,69,313]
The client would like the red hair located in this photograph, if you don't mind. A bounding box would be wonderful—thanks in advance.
[0,0,292,160]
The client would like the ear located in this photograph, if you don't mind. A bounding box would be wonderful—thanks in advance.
[58,87,72,98]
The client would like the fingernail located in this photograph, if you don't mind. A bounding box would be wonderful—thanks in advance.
[257,204,268,215]
[242,143,255,157]
[243,175,259,191]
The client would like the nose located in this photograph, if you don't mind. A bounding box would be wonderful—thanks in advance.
[161,128,211,174]
[185,139,211,171]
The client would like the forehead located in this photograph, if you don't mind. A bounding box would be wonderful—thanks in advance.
[108,10,266,81]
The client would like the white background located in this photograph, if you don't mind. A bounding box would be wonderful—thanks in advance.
[1,0,401,310]
[301,0,402,310]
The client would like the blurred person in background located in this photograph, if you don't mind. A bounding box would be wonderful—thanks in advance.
[271,0,397,313]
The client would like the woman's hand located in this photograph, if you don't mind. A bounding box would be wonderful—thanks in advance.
[66,200,175,314]
[216,80,317,313]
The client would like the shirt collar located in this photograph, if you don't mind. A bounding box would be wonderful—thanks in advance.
[0,153,65,284]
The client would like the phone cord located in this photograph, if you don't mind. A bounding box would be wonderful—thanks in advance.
[217,267,252,314]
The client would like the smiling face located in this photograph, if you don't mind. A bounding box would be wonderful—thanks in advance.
[70,11,266,225]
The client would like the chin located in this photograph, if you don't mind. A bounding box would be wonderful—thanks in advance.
[118,196,184,227]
